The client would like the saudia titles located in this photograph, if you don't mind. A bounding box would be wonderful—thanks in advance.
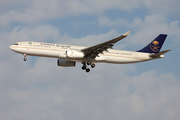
[150,41,160,52]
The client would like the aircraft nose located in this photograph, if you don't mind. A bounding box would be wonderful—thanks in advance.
[9,45,14,50]
[9,45,12,49]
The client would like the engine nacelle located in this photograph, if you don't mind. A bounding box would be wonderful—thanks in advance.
[66,50,84,58]
[57,59,76,67]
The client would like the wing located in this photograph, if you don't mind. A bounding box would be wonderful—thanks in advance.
[81,31,130,58]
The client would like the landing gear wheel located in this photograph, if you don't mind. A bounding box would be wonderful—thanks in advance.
[23,54,27,61]
[82,62,86,70]
[82,66,86,70]
[23,58,27,61]
[91,64,95,68]
[81,62,90,72]
[91,64,96,68]
[87,61,91,65]
[86,68,90,73]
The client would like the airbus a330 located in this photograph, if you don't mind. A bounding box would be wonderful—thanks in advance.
[9,31,170,72]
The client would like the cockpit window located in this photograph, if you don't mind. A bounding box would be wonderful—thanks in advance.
[13,43,18,45]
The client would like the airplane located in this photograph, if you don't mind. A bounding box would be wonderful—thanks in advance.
[9,31,170,72]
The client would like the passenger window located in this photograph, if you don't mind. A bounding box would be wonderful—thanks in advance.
[13,43,18,45]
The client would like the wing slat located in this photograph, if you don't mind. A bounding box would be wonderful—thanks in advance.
[81,31,130,58]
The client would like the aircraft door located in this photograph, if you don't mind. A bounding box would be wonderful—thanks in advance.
[132,52,138,59]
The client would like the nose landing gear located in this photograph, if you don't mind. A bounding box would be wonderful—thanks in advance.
[23,54,27,61]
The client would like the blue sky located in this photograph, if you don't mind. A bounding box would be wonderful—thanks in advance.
[0,0,180,120]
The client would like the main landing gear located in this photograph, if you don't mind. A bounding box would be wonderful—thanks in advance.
[82,61,95,73]
[23,54,27,61]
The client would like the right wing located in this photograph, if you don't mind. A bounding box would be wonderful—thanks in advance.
[81,31,130,58]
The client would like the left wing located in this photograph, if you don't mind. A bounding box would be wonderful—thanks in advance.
[81,31,130,58]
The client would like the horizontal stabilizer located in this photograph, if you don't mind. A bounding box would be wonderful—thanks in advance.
[150,49,171,58]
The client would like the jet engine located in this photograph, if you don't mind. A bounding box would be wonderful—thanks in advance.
[66,50,84,58]
[57,59,76,67]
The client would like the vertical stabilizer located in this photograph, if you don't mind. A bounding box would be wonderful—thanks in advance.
[137,34,167,53]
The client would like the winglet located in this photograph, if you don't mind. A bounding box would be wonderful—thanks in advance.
[123,31,130,36]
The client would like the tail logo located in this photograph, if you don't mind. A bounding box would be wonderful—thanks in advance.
[150,41,160,52]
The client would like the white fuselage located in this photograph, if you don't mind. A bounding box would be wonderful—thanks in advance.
[9,41,161,64]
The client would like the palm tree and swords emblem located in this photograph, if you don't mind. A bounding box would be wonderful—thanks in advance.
[150,41,160,52]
